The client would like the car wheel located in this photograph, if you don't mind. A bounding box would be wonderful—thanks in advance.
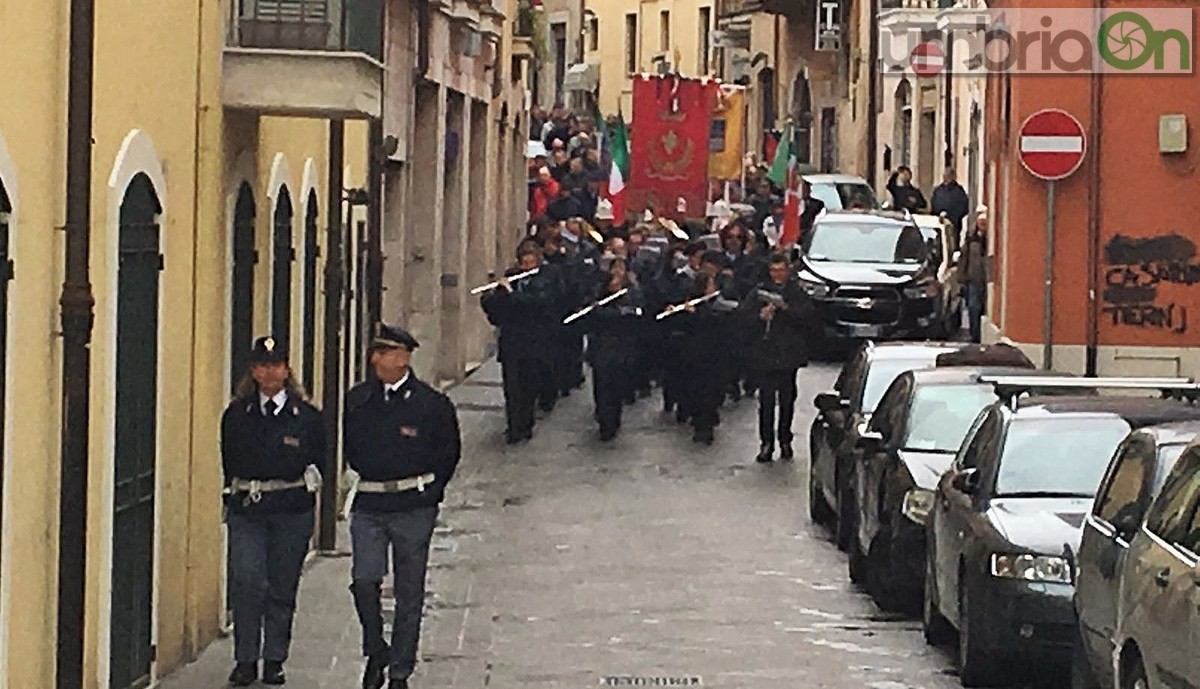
[922,555,953,647]
[866,532,900,611]
[1119,653,1148,689]
[835,472,856,552]
[887,517,923,614]
[1070,633,1101,689]
[958,584,1006,687]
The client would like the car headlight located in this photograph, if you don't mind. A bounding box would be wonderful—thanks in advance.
[901,488,935,525]
[989,553,1072,583]
[797,272,832,298]
[903,280,939,299]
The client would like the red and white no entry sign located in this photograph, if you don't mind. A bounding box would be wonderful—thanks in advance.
[1019,109,1086,181]
[910,42,944,77]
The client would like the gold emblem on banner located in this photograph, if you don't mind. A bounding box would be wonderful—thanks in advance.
[646,129,695,182]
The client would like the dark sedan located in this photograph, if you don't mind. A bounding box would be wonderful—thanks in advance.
[797,210,952,344]
[923,382,1200,687]
[809,341,961,550]
[1071,420,1200,689]
[849,366,1062,612]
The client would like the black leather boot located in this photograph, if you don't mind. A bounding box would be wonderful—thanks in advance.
[228,662,257,687]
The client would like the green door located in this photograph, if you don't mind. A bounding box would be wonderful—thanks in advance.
[301,192,318,390]
[111,173,161,689]
[271,187,294,349]
[230,183,257,393]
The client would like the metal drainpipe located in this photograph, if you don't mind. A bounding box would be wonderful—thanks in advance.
[58,0,97,685]
[1085,0,1104,376]
[943,35,953,170]
[865,0,879,188]
[318,121,346,552]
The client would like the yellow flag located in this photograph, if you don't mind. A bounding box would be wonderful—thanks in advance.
[708,86,745,181]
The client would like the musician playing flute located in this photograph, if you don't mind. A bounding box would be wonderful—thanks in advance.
[480,241,557,444]
[741,252,816,463]
[676,251,740,445]
[582,257,645,441]
[659,241,708,423]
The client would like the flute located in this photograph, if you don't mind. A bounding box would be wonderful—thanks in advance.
[470,267,539,295]
[655,291,720,320]
[563,288,629,325]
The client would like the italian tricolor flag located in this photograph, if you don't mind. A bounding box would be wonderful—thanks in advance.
[606,112,630,222]
[767,122,801,247]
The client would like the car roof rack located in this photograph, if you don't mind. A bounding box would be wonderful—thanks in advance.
[979,376,1200,410]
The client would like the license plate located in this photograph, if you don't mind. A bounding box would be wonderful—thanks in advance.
[847,324,882,338]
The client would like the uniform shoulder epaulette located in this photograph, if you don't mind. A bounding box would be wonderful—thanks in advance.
[345,382,374,410]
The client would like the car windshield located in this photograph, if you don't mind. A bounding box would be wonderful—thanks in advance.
[861,357,939,412]
[996,417,1133,497]
[803,222,930,264]
[808,182,880,210]
[903,384,998,452]
[1152,444,1189,494]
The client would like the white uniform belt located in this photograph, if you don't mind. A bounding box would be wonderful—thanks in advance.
[356,473,436,493]
[225,478,307,494]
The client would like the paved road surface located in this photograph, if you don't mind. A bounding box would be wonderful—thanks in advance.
[160,360,1056,689]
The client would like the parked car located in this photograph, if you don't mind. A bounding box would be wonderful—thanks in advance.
[1071,420,1200,689]
[809,341,962,550]
[797,210,954,343]
[1112,438,1200,689]
[850,365,1056,612]
[802,173,880,210]
[923,378,1200,687]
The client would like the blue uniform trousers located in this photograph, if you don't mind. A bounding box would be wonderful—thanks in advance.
[349,506,439,680]
[227,509,314,664]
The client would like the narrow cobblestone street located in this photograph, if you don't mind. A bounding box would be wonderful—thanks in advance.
[159,360,1020,689]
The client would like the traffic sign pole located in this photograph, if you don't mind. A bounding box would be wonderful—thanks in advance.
[1043,180,1055,371]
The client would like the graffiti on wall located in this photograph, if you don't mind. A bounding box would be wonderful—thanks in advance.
[1102,233,1199,334]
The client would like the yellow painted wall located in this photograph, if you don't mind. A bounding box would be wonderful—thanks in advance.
[585,0,717,116]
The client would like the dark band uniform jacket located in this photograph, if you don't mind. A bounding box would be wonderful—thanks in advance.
[221,393,327,514]
[585,283,645,368]
[480,266,558,363]
[741,280,815,372]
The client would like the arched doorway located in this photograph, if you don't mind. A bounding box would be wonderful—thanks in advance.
[791,71,812,165]
[230,183,256,393]
[271,186,294,349]
[111,172,162,689]
[301,191,319,392]
[894,80,913,167]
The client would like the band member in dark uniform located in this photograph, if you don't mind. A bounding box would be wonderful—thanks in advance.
[743,253,816,462]
[660,241,707,421]
[221,336,326,686]
[480,241,557,443]
[584,257,645,440]
[675,251,740,444]
[344,324,462,689]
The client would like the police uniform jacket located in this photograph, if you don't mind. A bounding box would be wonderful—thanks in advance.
[480,266,558,363]
[344,374,462,512]
[740,279,815,371]
[220,392,326,515]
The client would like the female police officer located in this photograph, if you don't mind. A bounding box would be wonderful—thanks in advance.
[221,336,326,686]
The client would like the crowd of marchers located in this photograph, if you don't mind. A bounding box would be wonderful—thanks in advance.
[810,339,1200,689]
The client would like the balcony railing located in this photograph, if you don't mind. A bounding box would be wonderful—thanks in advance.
[229,0,383,62]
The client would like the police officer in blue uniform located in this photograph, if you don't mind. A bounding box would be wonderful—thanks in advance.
[345,324,462,689]
[221,335,327,686]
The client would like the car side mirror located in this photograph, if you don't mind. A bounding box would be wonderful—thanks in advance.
[815,392,844,414]
[952,468,979,494]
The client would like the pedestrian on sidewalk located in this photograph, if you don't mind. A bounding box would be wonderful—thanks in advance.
[885,166,927,213]
[960,207,989,343]
[344,324,463,689]
[930,167,970,233]
[221,335,327,687]
[740,255,815,462]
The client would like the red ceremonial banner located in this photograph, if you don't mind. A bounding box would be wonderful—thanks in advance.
[628,75,715,220]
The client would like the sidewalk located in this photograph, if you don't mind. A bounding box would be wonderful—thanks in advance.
[158,361,509,689]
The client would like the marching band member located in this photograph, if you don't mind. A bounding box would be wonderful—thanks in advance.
[742,253,816,462]
[660,241,708,422]
[480,241,557,444]
[676,251,740,445]
[583,257,646,441]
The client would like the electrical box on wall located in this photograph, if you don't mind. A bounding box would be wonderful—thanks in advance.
[1159,114,1187,153]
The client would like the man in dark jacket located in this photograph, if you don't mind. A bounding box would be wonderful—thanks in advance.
[960,209,989,342]
[584,257,646,440]
[742,253,816,462]
[480,242,557,442]
[886,166,927,212]
[344,324,462,689]
[930,168,970,233]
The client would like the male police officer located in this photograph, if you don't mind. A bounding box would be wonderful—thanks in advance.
[344,324,462,689]
[221,336,326,686]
